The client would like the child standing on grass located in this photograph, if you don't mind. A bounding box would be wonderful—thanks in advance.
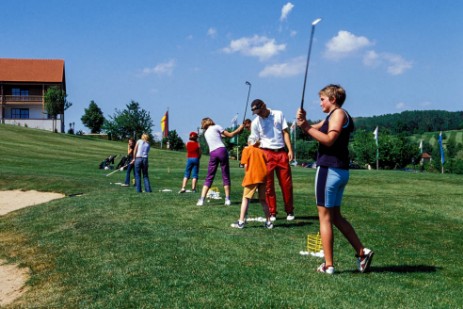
[296,84,373,274]
[196,117,244,206]
[231,135,273,229]
[179,131,201,193]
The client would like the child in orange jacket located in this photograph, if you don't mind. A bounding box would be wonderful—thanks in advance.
[231,135,272,229]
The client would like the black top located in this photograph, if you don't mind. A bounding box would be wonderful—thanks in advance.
[316,109,354,169]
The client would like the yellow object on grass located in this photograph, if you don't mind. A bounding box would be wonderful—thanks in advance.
[306,232,322,253]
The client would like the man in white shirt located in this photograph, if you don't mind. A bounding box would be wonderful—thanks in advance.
[250,99,294,221]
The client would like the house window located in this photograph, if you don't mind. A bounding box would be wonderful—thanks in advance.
[11,88,29,96]
[11,108,29,119]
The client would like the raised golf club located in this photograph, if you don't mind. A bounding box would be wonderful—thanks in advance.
[242,81,252,123]
[300,18,322,110]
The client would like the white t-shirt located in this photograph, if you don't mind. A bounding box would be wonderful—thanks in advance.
[204,124,225,152]
[251,109,288,149]
[135,140,150,158]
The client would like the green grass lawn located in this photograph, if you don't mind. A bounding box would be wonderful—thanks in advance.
[1,124,462,308]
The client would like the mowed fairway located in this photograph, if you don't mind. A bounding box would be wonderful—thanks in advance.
[1,124,462,308]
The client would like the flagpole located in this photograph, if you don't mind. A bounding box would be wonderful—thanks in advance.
[373,126,379,170]
[439,131,445,174]
[376,148,379,170]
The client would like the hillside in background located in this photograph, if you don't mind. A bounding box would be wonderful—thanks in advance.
[354,110,463,134]
[410,130,463,147]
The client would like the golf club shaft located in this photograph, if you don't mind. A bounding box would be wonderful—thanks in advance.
[242,81,252,123]
[300,19,321,110]
[105,164,129,176]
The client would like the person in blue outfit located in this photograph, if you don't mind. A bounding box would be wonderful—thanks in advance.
[131,133,152,193]
[296,84,373,274]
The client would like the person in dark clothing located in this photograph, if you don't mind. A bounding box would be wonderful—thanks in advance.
[296,84,373,275]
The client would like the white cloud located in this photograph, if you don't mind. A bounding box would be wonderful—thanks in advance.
[363,50,380,67]
[207,27,217,38]
[142,59,176,76]
[396,102,407,110]
[383,53,412,75]
[324,31,373,60]
[259,56,305,78]
[280,2,294,22]
[363,51,412,75]
[222,35,286,61]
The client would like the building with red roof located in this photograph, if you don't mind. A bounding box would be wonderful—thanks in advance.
[0,58,66,132]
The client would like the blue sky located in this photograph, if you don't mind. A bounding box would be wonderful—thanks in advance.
[2,0,462,141]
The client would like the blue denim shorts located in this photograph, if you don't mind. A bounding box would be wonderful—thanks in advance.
[315,166,349,207]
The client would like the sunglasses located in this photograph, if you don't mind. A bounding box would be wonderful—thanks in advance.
[251,105,262,112]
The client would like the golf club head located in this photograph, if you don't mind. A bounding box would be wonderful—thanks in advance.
[312,18,322,26]
[245,81,251,86]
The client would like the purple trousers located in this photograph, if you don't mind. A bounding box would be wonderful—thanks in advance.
[204,147,230,187]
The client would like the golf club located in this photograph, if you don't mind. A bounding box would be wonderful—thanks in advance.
[105,164,129,177]
[242,81,252,123]
[300,18,322,110]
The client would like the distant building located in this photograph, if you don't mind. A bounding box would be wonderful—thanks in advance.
[421,152,432,164]
[0,58,66,132]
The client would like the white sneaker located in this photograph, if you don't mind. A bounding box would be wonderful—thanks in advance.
[270,215,276,222]
[317,263,335,274]
[224,199,231,206]
[196,199,204,206]
[230,221,245,229]
[286,213,295,221]
[264,221,274,229]
[357,248,374,273]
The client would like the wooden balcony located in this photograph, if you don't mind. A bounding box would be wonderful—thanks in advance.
[2,95,43,104]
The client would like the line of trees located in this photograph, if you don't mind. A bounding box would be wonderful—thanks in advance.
[80,100,154,141]
[354,110,463,134]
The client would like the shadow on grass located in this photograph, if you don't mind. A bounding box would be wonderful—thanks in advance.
[274,216,319,228]
[368,264,440,273]
[338,265,440,274]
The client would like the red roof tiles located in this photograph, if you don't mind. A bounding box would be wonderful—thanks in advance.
[0,58,65,83]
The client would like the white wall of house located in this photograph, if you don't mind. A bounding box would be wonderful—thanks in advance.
[2,105,64,132]
[4,119,55,131]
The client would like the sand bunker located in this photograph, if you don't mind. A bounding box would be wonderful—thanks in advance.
[0,190,65,306]
[0,190,65,216]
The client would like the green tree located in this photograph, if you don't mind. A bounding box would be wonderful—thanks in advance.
[103,101,154,140]
[294,140,318,162]
[379,134,416,169]
[445,138,459,158]
[164,130,185,151]
[351,129,377,166]
[81,100,105,133]
[44,86,72,132]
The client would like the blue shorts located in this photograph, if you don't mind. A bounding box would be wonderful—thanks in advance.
[184,158,200,179]
[315,166,349,208]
